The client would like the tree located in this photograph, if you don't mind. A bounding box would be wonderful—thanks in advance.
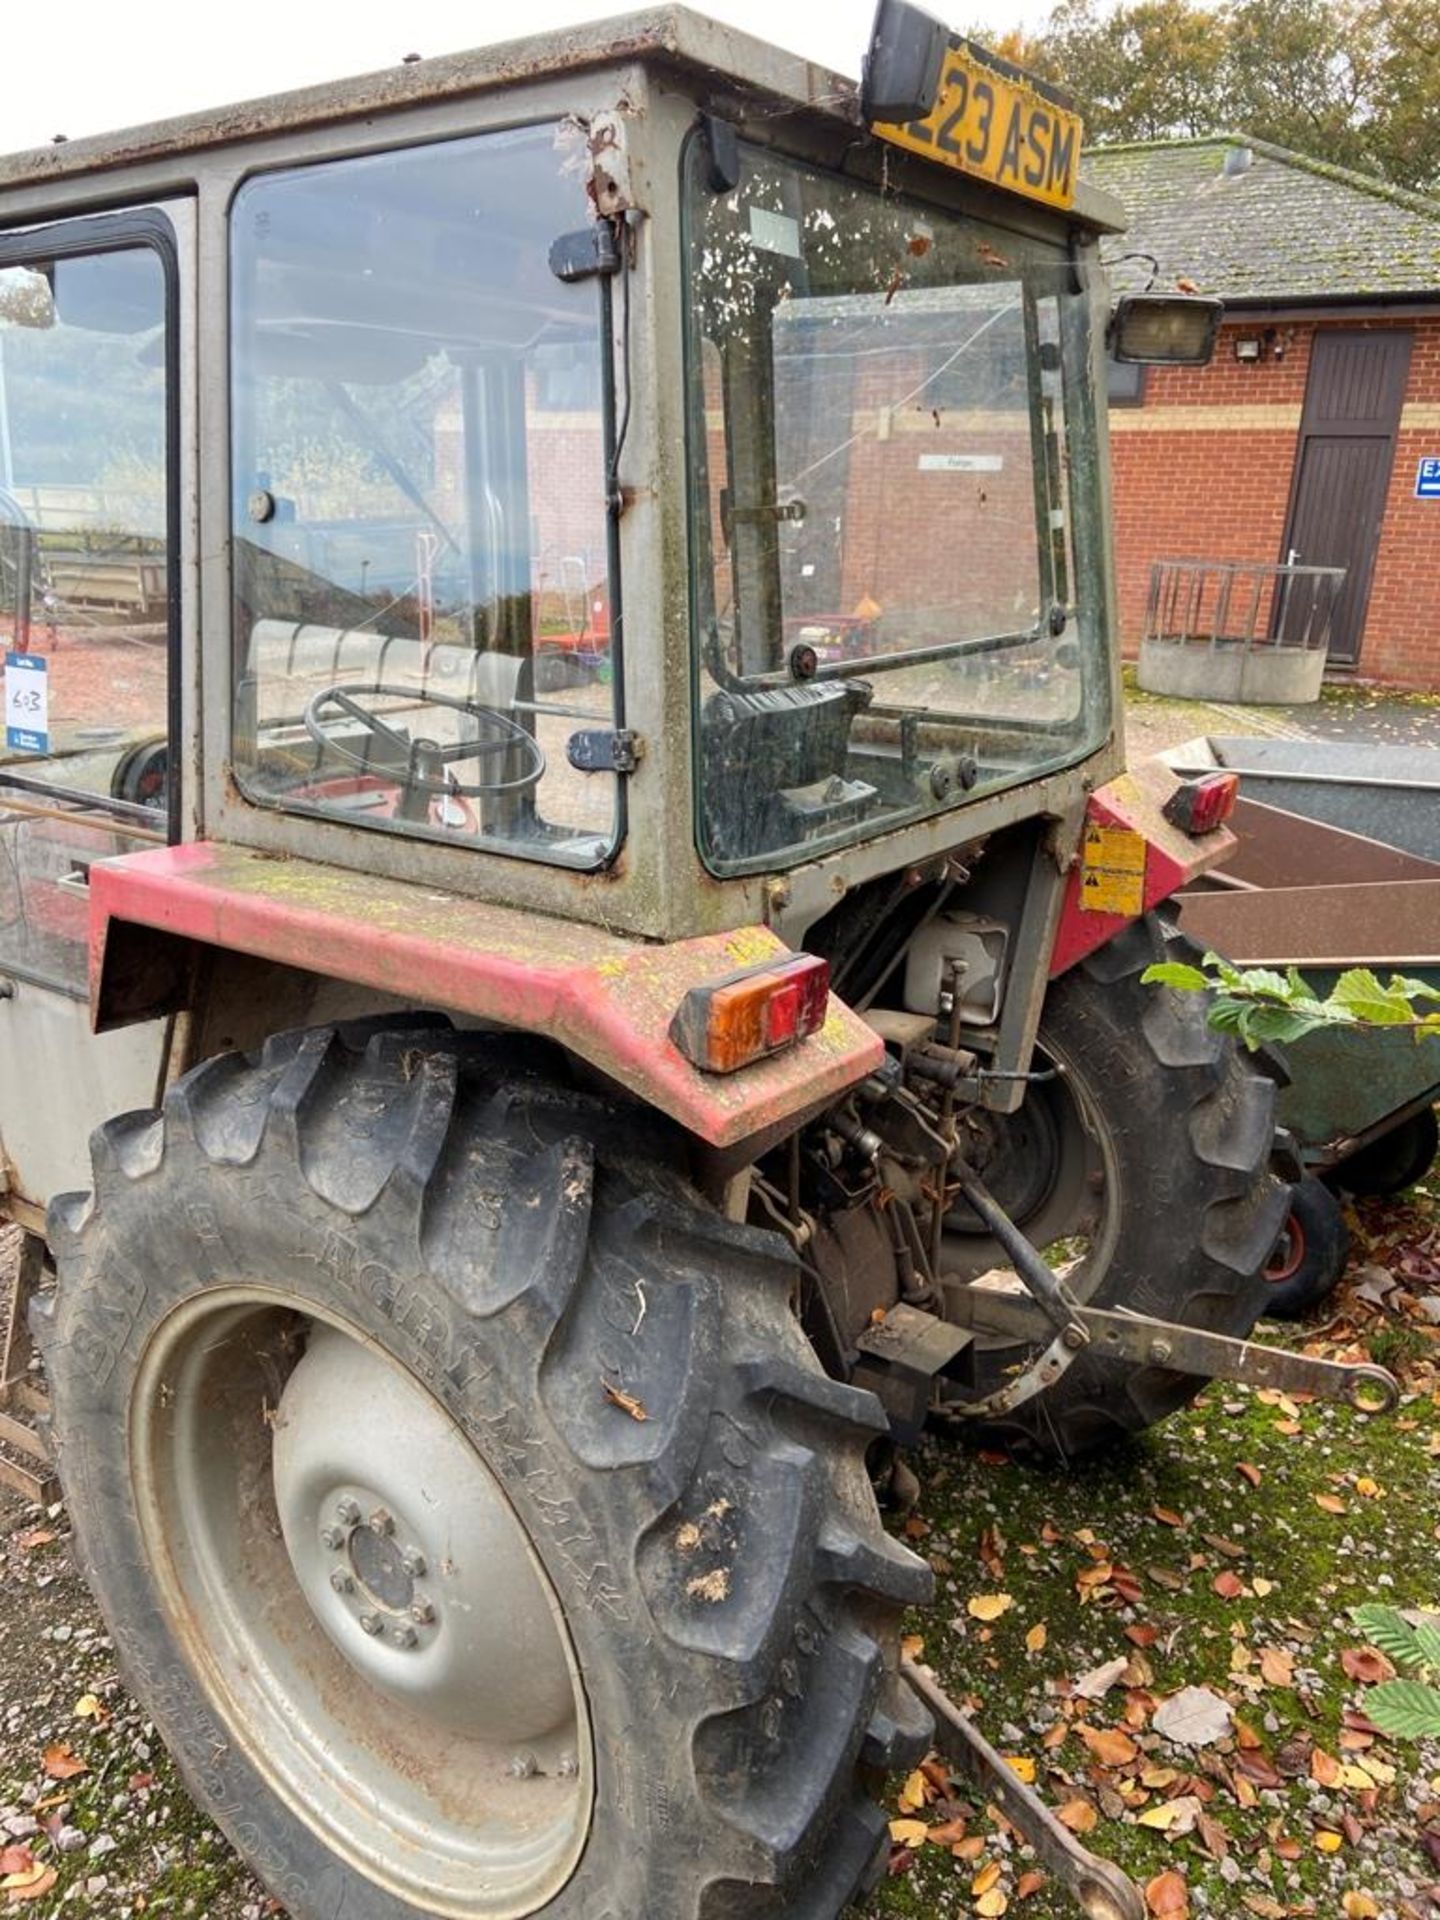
[993,0,1440,195]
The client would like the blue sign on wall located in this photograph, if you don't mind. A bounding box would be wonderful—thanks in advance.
[1417,457,1440,500]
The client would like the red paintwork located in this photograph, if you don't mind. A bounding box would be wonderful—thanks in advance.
[1048,760,1239,977]
[89,843,884,1151]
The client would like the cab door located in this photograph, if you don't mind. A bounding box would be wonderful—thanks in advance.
[0,203,190,1211]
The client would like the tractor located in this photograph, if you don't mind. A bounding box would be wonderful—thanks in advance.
[0,6,1398,1916]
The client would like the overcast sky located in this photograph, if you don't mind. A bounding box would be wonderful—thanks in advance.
[2,0,1052,157]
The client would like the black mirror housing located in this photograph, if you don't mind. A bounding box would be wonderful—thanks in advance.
[1109,292,1224,366]
[861,0,950,124]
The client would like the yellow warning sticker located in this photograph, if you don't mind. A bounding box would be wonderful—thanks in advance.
[1080,824,1146,915]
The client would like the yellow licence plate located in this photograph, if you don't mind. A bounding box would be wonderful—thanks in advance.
[873,41,1083,211]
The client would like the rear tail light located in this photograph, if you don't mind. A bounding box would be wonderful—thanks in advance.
[1163,771,1239,835]
[670,953,830,1073]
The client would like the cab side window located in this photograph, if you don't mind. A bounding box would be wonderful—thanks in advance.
[0,236,174,991]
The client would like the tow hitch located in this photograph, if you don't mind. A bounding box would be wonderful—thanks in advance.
[901,1659,1145,1920]
[852,1151,1400,1428]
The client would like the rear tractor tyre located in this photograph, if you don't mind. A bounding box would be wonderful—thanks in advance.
[948,915,1291,1461]
[1259,1174,1350,1319]
[39,1021,931,1920]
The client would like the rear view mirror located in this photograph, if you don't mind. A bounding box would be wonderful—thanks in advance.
[861,0,950,124]
[1110,293,1223,365]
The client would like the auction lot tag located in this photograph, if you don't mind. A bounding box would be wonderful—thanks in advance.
[1080,823,1145,914]
[873,39,1083,210]
[5,650,49,753]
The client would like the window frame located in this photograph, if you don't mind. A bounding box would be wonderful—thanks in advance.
[224,125,626,875]
[0,208,183,844]
[678,128,1109,879]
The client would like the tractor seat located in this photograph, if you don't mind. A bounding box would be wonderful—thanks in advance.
[247,618,527,717]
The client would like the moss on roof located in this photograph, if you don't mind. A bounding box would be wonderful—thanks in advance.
[1081,135,1440,303]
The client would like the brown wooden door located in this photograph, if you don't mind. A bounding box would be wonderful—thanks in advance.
[1279,329,1412,668]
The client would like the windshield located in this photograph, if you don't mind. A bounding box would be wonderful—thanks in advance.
[231,125,618,870]
[683,137,1108,874]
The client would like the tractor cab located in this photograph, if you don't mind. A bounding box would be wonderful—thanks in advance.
[0,2,1191,963]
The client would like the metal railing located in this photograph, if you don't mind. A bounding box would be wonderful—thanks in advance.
[1143,557,1346,655]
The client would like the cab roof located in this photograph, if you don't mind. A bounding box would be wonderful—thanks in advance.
[0,5,1124,231]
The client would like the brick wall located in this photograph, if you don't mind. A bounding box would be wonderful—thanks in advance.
[1111,313,1440,688]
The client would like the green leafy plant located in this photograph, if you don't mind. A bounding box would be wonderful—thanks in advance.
[1141,954,1440,1051]
[1348,1604,1440,1740]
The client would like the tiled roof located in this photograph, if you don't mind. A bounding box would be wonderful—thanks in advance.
[1081,136,1440,303]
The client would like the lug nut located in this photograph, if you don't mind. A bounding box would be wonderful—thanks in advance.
[320,1525,346,1550]
[369,1507,395,1536]
[400,1546,427,1577]
[330,1571,355,1595]
[410,1600,436,1626]
[335,1497,361,1525]
[390,1624,418,1649]
[359,1613,382,1636]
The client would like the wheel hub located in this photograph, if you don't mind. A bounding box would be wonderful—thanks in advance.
[273,1323,575,1744]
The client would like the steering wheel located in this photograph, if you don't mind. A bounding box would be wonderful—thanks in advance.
[303,682,545,799]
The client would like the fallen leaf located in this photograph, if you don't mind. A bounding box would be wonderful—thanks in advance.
[975,1894,1008,1919]
[1016,1869,1045,1898]
[12,1529,55,1551]
[1259,1647,1295,1688]
[1152,1506,1186,1528]
[1196,1809,1229,1859]
[1145,1867,1189,1917]
[1126,1624,1159,1648]
[1251,1577,1275,1597]
[1074,1656,1130,1700]
[74,1692,108,1722]
[1311,1747,1342,1786]
[1152,1687,1233,1748]
[1025,1622,1047,1653]
[1077,1723,1138,1766]
[41,1742,86,1781]
[600,1379,649,1421]
[900,1633,925,1662]
[1314,1494,1347,1515]
[927,1817,968,1846]
[972,1859,1002,1896]
[1354,1476,1381,1499]
[1236,1462,1263,1488]
[897,1768,929,1813]
[967,1593,1014,1622]
[1341,1646,1395,1683]
[1235,1749,1283,1787]
[3,1865,57,1904]
[888,1817,929,1846]
[0,1847,36,1879]
[1004,1755,1036,1784]
[1212,1571,1245,1600]
[1315,1829,1343,1853]
[1342,1894,1380,1918]
[1137,1803,1181,1830]
[1058,1798,1098,1833]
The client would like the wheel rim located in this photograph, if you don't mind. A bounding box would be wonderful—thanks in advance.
[945,1031,1122,1345]
[130,1290,593,1919]
[1265,1213,1306,1285]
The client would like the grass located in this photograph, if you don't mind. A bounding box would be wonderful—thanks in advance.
[862,1175,1440,1920]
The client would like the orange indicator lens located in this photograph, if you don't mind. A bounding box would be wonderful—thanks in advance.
[670,954,830,1073]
